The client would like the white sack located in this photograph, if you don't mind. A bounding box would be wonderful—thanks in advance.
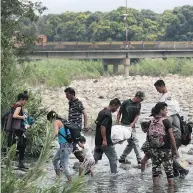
[111,125,132,144]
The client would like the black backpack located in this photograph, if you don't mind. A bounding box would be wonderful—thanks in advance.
[60,119,81,143]
[179,116,193,146]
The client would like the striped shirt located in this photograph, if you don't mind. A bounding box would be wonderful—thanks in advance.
[68,98,84,128]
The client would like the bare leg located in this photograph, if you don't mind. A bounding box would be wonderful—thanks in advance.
[153,176,159,186]
[141,154,149,173]
[167,178,174,186]
[90,168,94,177]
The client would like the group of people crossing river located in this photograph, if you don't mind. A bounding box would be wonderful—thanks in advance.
[6,79,192,186]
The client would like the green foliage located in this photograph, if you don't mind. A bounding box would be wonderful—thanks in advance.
[1,127,84,193]
[18,5,193,41]
[22,59,103,87]
[130,58,193,76]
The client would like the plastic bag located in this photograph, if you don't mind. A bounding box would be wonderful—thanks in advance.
[111,125,132,144]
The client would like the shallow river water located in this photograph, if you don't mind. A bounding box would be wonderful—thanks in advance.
[41,103,193,193]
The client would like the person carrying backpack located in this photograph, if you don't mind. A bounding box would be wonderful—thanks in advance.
[154,79,189,178]
[3,91,29,169]
[147,102,179,186]
[47,111,73,183]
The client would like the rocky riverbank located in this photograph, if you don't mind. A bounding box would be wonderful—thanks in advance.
[32,75,193,123]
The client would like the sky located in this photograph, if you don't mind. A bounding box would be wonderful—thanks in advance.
[38,0,193,14]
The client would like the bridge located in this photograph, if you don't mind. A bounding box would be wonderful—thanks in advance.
[27,41,193,76]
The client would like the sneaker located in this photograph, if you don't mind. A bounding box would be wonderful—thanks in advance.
[119,159,131,164]
[179,169,189,179]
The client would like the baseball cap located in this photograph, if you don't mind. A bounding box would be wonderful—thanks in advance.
[135,91,145,100]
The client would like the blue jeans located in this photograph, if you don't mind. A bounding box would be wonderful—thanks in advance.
[52,143,73,178]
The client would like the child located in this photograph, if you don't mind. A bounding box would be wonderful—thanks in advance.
[78,136,95,177]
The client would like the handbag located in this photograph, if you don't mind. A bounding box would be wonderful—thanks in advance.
[12,118,23,130]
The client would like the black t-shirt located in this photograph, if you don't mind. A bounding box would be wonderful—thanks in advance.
[147,118,173,149]
[120,99,141,125]
[95,108,113,146]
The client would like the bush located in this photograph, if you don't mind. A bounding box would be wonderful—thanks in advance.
[22,59,103,87]
[130,58,193,76]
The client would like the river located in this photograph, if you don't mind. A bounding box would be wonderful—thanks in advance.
[39,103,193,193]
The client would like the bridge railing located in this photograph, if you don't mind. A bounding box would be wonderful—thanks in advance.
[32,41,193,51]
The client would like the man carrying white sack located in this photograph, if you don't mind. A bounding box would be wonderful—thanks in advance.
[116,91,145,167]
[111,125,132,145]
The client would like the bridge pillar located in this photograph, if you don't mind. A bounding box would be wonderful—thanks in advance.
[102,59,108,75]
[124,57,130,77]
[113,64,118,75]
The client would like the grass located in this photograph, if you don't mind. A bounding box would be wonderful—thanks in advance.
[21,58,193,88]
[23,59,103,87]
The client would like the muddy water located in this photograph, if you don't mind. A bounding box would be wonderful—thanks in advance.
[42,103,193,193]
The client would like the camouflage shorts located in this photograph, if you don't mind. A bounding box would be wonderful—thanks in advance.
[150,148,173,178]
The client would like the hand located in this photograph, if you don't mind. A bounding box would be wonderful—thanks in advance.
[173,151,180,158]
[22,115,27,120]
[130,123,135,128]
[102,140,107,148]
[25,125,30,129]
[83,128,89,132]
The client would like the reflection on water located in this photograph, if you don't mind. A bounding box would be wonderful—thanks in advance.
[41,103,192,193]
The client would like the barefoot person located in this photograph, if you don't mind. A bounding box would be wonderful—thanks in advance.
[147,102,179,186]
[78,136,95,177]
[154,80,189,178]
[47,111,73,183]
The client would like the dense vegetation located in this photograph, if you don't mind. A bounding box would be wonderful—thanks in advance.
[19,5,193,41]
[1,0,83,192]
[22,58,193,87]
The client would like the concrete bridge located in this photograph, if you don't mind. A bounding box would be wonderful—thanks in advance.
[27,49,193,76]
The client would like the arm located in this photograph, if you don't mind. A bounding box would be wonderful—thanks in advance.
[78,142,84,149]
[82,109,88,129]
[101,125,107,147]
[116,110,121,124]
[168,128,179,158]
[13,107,26,120]
[54,120,60,137]
[130,115,140,128]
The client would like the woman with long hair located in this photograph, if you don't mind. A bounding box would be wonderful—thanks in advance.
[47,111,73,183]
[8,91,29,168]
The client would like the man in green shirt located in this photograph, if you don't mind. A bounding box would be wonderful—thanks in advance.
[117,91,145,167]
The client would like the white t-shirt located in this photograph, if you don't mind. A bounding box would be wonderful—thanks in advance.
[159,92,180,116]
[82,143,94,160]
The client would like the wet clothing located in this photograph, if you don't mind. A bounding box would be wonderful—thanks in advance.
[95,108,113,146]
[94,145,118,173]
[120,132,141,163]
[150,148,173,178]
[119,99,141,163]
[52,143,73,178]
[53,122,73,178]
[81,144,95,172]
[119,99,141,126]
[68,98,84,128]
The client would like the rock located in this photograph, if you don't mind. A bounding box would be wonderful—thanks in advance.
[187,148,193,155]
[73,162,81,170]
